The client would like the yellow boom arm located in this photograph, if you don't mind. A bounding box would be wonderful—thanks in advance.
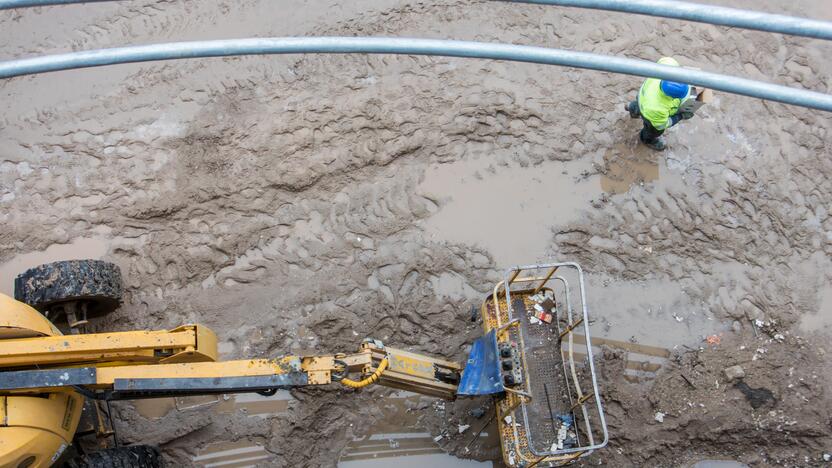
[0,324,461,400]
[0,295,460,468]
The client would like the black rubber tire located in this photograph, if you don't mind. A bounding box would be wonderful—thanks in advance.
[14,260,123,315]
[63,445,163,468]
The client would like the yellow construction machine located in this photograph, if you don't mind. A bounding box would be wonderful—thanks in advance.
[0,259,607,467]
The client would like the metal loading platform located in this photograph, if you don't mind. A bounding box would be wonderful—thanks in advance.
[482,262,608,467]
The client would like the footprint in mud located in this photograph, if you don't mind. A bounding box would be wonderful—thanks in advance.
[600,142,659,194]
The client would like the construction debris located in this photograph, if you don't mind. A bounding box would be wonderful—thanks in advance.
[529,293,556,324]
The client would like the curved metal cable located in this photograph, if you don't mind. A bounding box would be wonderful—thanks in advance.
[507,0,832,41]
[1,37,830,112]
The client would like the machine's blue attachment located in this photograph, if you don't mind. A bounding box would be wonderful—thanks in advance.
[457,329,505,396]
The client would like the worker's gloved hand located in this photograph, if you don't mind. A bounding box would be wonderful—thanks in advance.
[679,111,694,120]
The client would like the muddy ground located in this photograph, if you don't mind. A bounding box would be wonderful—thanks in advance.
[1,1,831,467]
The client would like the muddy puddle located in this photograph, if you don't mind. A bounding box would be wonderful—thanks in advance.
[587,275,723,349]
[0,237,109,295]
[418,152,690,269]
[600,142,659,194]
[418,157,601,268]
[527,271,722,384]
[338,391,496,468]
[134,390,293,421]
[582,274,725,381]
[193,440,272,468]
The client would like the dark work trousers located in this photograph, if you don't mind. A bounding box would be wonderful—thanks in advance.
[627,100,664,144]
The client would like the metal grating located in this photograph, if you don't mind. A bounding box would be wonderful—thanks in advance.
[511,295,576,454]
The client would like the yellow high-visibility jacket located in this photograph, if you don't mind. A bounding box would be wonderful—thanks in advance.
[638,57,688,130]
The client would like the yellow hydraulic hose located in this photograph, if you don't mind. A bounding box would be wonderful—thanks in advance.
[340,358,388,389]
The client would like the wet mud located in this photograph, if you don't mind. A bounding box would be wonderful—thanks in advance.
[1,0,831,467]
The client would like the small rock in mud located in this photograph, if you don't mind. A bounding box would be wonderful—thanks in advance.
[723,365,746,381]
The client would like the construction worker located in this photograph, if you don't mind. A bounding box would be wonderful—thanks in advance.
[625,57,694,150]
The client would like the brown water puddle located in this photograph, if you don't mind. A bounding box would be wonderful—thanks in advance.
[193,439,272,468]
[600,142,659,194]
[338,391,496,467]
[418,153,690,269]
[587,275,722,350]
[0,237,109,295]
[583,275,725,381]
[418,157,601,268]
[132,399,177,420]
[133,390,292,421]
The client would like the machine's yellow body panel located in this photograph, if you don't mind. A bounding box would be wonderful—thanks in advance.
[0,294,82,468]
[0,427,66,468]
[0,293,60,339]
[0,325,219,369]
[0,393,83,468]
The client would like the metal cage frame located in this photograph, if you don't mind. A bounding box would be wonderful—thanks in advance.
[484,262,607,467]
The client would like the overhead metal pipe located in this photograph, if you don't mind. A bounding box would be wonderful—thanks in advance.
[506,0,832,41]
[1,37,830,112]
[4,0,832,43]
[0,0,114,9]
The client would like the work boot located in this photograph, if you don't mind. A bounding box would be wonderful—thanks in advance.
[625,101,640,119]
[643,136,666,151]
